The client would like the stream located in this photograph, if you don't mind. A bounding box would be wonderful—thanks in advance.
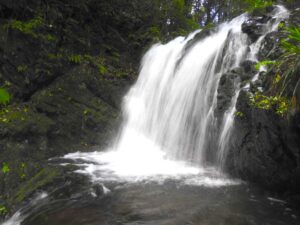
[2,5,299,225]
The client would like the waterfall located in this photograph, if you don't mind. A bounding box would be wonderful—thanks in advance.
[217,5,289,167]
[64,6,289,183]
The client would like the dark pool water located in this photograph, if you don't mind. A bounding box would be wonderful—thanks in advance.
[6,179,299,225]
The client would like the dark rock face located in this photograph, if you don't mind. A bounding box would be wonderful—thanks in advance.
[0,64,130,214]
[225,90,300,193]
[223,7,300,196]
[258,31,285,60]
[210,4,300,196]
[0,0,137,215]
[241,16,271,42]
[240,60,256,77]
[215,63,256,118]
[215,72,239,118]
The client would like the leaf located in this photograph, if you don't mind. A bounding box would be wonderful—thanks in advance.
[0,205,8,215]
[2,162,10,174]
[255,60,276,70]
[0,88,10,105]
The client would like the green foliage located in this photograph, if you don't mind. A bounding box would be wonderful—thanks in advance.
[273,74,281,84]
[264,25,300,112]
[255,60,276,70]
[250,92,290,116]
[5,16,43,38]
[14,167,59,203]
[235,111,245,117]
[42,34,56,42]
[244,0,273,12]
[281,27,300,55]
[19,162,27,179]
[148,26,161,38]
[68,54,107,76]
[0,106,29,123]
[174,0,185,9]
[278,21,286,30]
[68,54,83,64]
[4,15,56,43]
[2,162,10,174]
[47,53,63,60]
[98,64,107,75]
[17,65,28,73]
[0,205,8,215]
[0,88,10,105]
[83,108,91,116]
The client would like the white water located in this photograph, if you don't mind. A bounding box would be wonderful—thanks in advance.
[217,5,289,166]
[64,6,289,185]
[1,192,48,225]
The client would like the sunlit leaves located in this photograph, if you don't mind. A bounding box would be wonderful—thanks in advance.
[2,162,10,174]
[0,88,10,105]
[281,27,300,55]
[255,60,276,70]
[244,0,273,12]
[0,205,8,215]
[250,92,290,116]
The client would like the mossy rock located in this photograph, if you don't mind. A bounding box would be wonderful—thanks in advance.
[12,166,60,204]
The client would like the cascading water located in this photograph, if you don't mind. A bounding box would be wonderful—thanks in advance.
[4,6,300,225]
[64,6,289,183]
[217,5,289,166]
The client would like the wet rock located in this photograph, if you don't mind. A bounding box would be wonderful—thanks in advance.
[179,28,215,64]
[184,29,213,52]
[288,8,300,27]
[225,90,300,193]
[241,60,257,78]
[242,16,271,42]
[91,184,111,198]
[258,31,285,60]
[215,72,240,117]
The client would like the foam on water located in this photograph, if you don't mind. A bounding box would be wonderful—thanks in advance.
[63,6,289,187]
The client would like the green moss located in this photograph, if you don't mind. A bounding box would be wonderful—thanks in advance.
[68,54,83,64]
[4,16,57,43]
[42,34,56,42]
[5,16,43,38]
[98,64,107,75]
[235,111,245,117]
[19,163,27,179]
[1,162,10,174]
[0,105,29,124]
[67,54,108,76]
[255,60,277,71]
[245,0,274,12]
[47,53,63,60]
[0,105,54,135]
[13,167,59,203]
[17,65,28,73]
[0,205,8,215]
[0,88,10,105]
[250,92,290,116]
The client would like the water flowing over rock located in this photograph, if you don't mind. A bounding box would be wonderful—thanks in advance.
[64,6,290,183]
[4,5,300,225]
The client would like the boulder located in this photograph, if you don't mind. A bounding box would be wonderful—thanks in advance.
[242,16,271,42]
[215,72,240,117]
[258,31,285,60]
